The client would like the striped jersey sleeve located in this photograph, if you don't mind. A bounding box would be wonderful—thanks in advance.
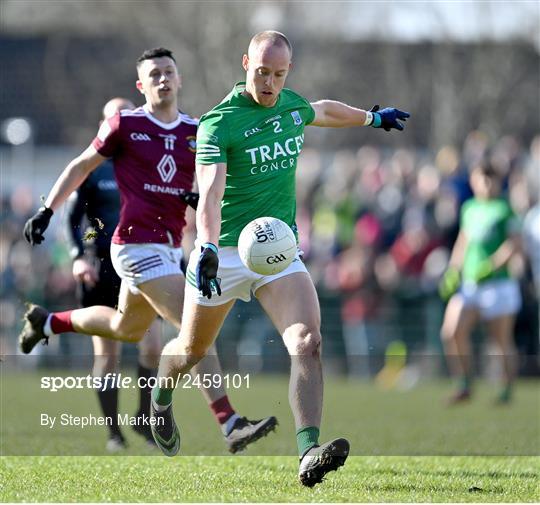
[195,111,229,165]
[91,111,122,158]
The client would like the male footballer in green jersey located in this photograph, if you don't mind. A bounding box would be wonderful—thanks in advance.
[439,162,522,405]
[151,31,409,486]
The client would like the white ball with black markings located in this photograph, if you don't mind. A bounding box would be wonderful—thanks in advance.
[238,217,297,275]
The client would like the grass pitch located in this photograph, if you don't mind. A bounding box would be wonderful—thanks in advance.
[1,371,538,501]
[1,455,538,502]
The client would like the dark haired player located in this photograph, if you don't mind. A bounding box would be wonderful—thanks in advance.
[20,48,276,452]
[66,97,165,451]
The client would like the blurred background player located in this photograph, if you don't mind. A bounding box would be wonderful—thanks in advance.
[439,161,522,404]
[19,48,276,452]
[65,96,162,451]
[150,31,409,486]
[523,203,540,300]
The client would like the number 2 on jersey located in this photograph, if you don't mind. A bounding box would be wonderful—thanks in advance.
[272,121,282,133]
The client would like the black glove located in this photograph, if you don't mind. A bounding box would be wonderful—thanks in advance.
[369,104,410,132]
[23,207,53,245]
[196,243,221,299]
[179,191,199,210]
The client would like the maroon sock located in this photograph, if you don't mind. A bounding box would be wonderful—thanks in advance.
[50,311,74,334]
[209,395,235,424]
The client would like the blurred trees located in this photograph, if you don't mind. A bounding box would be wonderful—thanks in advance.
[1,0,538,149]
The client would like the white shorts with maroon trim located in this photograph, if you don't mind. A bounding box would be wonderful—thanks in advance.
[185,246,308,306]
[110,243,184,295]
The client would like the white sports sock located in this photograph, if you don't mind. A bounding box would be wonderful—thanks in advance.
[222,413,241,436]
[151,398,171,413]
[43,315,56,337]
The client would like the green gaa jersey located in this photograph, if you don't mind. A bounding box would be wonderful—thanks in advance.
[196,82,315,246]
[460,197,518,282]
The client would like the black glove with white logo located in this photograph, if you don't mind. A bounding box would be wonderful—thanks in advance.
[23,206,54,245]
[196,243,221,299]
[179,191,199,210]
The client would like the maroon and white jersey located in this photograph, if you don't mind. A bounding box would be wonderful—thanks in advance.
[91,105,197,247]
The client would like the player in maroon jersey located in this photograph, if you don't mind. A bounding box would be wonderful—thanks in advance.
[20,48,277,453]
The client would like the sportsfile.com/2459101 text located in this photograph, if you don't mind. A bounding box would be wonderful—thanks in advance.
[40,373,251,392]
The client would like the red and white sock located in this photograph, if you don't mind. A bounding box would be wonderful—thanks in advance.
[43,311,74,336]
[209,395,239,435]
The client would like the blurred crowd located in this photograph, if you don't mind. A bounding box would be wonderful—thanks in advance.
[1,131,539,376]
[295,132,540,376]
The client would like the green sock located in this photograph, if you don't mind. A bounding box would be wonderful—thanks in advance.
[152,385,173,408]
[498,383,512,403]
[296,426,320,457]
[459,375,472,392]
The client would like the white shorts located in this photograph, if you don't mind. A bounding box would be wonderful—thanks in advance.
[458,278,522,320]
[185,246,308,306]
[110,243,184,294]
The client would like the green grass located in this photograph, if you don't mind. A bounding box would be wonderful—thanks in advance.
[1,455,538,502]
[1,372,538,456]
[1,371,539,501]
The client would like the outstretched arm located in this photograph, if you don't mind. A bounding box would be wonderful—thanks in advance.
[23,145,105,245]
[45,145,105,211]
[310,101,409,131]
[310,100,371,128]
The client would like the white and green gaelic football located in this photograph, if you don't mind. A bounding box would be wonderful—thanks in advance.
[238,216,297,275]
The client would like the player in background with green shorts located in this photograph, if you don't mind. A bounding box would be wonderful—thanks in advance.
[150,31,409,486]
[439,162,522,404]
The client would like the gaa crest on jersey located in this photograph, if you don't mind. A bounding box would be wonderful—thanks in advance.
[244,127,262,138]
[186,135,197,153]
[291,111,302,126]
[130,132,151,141]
